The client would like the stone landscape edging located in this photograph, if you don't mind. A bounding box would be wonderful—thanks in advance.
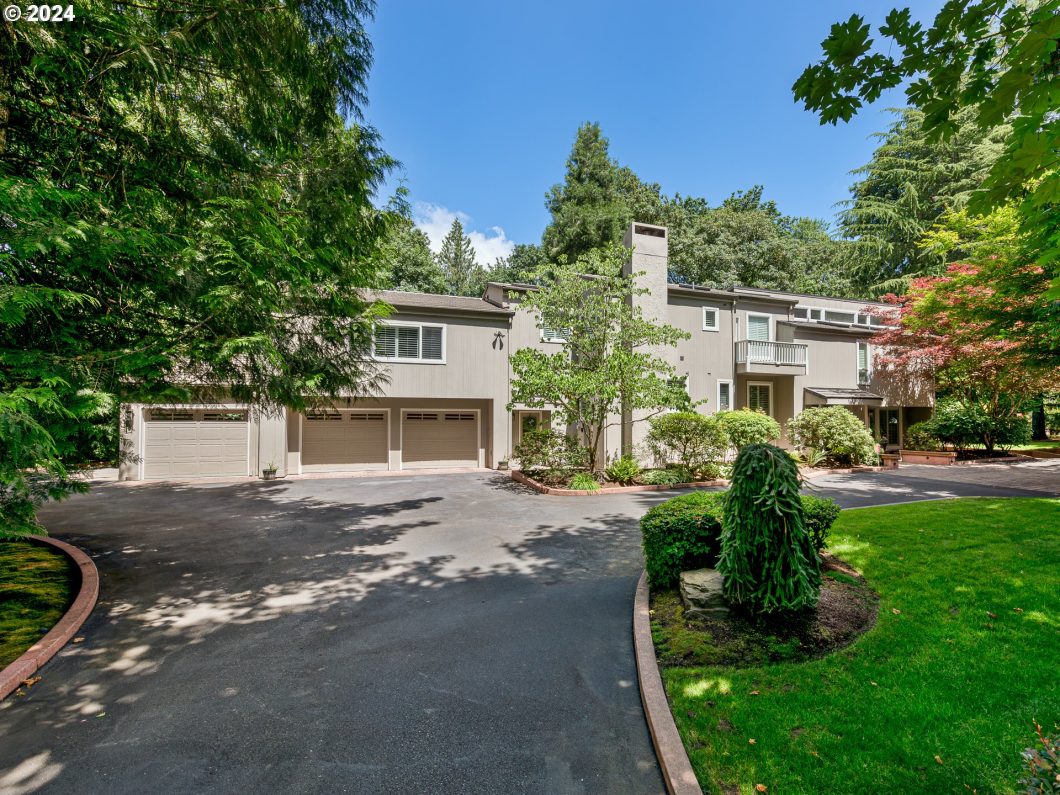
[632,571,704,795]
[0,535,99,701]
[511,470,727,496]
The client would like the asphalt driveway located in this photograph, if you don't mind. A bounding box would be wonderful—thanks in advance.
[1,461,1057,794]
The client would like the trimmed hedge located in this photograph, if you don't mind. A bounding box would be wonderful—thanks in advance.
[801,494,841,551]
[640,491,726,588]
[717,409,781,449]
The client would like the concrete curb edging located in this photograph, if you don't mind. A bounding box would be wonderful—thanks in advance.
[0,535,99,701]
[633,571,704,795]
[511,470,727,496]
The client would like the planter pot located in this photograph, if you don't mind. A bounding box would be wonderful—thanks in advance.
[261,469,278,480]
[880,453,900,469]
[900,450,956,466]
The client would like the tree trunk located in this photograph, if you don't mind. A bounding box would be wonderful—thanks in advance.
[1031,396,1047,440]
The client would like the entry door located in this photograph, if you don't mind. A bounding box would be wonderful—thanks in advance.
[879,408,900,447]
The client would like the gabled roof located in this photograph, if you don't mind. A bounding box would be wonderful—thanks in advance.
[373,290,513,316]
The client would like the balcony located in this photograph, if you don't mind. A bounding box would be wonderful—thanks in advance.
[735,340,808,375]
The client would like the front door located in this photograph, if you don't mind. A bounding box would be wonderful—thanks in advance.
[879,408,900,447]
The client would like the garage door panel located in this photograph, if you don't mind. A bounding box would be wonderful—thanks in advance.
[302,412,388,472]
[143,411,249,479]
[402,412,478,469]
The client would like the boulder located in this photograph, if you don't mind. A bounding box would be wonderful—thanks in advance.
[679,568,730,619]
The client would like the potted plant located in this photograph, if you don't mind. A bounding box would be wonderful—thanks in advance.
[261,461,279,480]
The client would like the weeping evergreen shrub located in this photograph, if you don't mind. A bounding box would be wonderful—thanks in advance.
[718,443,821,614]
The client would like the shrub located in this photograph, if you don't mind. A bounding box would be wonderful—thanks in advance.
[787,406,879,467]
[904,421,942,451]
[927,398,1032,454]
[801,495,841,551]
[718,443,821,614]
[640,491,726,588]
[717,409,781,450]
[604,455,641,485]
[1018,722,1059,795]
[992,413,1032,451]
[645,411,729,477]
[929,398,985,453]
[514,429,585,481]
[641,466,692,486]
[567,472,600,491]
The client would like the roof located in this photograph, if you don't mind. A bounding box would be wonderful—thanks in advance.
[781,319,879,336]
[732,285,892,308]
[373,290,512,316]
[806,387,883,400]
[804,387,884,406]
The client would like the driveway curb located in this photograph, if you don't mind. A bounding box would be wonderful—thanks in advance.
[0,535,99,701]
[633,571,704,795]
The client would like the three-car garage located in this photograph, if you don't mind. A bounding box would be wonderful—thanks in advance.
[125,401,489,480]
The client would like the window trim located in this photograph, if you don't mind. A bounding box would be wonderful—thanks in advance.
[716,379,733,413]
[745,312,773,342]
[747,381,773,417]
[373,321,446,364]
[702,306,720,332]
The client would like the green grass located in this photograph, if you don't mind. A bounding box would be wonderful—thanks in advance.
[0,540,76,669]
[662,498,1060,795]
[1008,439,1060,451]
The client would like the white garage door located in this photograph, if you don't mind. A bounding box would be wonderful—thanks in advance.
[302,411,389,472]
[402,411,479,469]
[143,409,249,479]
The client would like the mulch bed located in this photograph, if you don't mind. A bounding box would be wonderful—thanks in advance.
[650,553,878,669]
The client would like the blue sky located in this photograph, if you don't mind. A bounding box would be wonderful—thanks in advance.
[365,1,943,262]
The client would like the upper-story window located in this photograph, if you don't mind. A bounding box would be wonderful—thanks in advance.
[702,307,720,332]
[796,305,891,327]
[540,325,572,343]
[857,341,871,384]
[746,313,772,341]
[374,322,445,363]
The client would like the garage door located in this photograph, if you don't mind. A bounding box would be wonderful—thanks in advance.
[143,409,249,479]
[401,411,478,469]
[302,411,389,472]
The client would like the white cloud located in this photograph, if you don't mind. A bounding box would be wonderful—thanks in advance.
[413,202,515,265]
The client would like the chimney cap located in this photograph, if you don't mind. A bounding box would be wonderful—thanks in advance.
[630,222,666,238]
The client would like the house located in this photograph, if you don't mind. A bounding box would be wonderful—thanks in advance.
[117,223,933,480]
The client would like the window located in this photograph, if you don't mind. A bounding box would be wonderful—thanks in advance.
[540,325,571,343]
[374,323,444,362]
[702,307,720,332]
[747,382,772,416]
[857,341,871,384]
[717,380,733,412]
[824,309,856,324]
[809,308,824,321]
[793,307,809,320]
[746,314,771,342]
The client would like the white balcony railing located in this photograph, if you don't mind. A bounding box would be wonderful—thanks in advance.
[735,340,808,367]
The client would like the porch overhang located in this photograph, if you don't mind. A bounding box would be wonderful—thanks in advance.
[804,387,884,407]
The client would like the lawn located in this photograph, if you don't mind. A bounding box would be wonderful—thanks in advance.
[0,540,76,669]
[1009,439,1060,451]
[660,498,1060,795]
